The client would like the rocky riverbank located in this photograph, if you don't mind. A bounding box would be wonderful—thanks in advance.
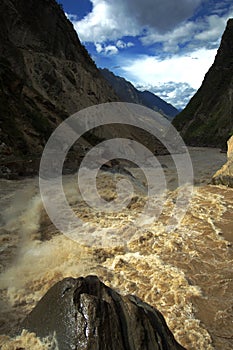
[212,136,233,187]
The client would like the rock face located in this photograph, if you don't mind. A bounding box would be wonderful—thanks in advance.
[0,0,175,178]
[20,276,186,350]
[0,0,118,164]
[100,68,179,120]
[212,135,233,186]
[173,19,233,149]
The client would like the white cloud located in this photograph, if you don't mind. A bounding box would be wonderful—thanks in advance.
[141,21,197,52]
[95,43,119,55]
[69,1,233,56]
[119,48,217,108]
[116,40,134,49]
[71,0,203,44]
[95,43,103,53]
[211,1,233,16]
[72,0,139,43]
[95,40,134,55]
[65,13,78,21]
[141,10,233,52]
[94,40,134,56]
[194,14,229,41]
[104,45,119,55]
[66,0,233,109]
[121,48,217,89]
[137,82,196,109]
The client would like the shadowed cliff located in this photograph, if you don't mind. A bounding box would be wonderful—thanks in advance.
[173,19,233,149]
[100,68,179,120]
[0,0,118,168]
[0,0,173,178]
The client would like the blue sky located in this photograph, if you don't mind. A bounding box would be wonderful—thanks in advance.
[59,0,233,109]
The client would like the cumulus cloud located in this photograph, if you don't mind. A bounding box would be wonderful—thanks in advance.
[95,43,103,53]
[66,0,233,108]
[194,14,229,41]
[69,0,233,55]
[71,0,203,43]
[121,0,202,32]
[137,82,196,109]
[104,45,119,55]
[118,47,217,108]
[94,40,134,56]
[141,21,197,52]
[95,43,119,55]
[72,0,139,43]
[116,40,134,49]
[141,10,233,52]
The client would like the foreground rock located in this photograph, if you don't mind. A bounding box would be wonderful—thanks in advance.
[20,276,186,350]
[212,135,233,187]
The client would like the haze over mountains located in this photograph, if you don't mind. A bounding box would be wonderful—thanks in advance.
[100,68,179,120]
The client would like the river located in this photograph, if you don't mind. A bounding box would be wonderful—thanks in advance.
[0,147,232,349]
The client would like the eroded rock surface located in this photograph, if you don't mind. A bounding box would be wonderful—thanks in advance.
[212,135,233,186]
[0,0,118,169]
[20,275,186,350]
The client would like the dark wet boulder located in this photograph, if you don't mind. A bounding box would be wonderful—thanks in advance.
[20,275,186,350]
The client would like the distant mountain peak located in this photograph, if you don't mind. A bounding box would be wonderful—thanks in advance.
[100,68,179,120]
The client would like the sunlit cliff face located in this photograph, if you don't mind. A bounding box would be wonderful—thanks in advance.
[0,148,232,350]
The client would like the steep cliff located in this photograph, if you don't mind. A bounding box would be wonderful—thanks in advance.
[0,0,118,168]
[19,275,186,350]
[173,19,233,148]
[100,68,178,120]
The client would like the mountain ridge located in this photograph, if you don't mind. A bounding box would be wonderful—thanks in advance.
[172,18,233,149]
[0,0,119,169]
[100,68,179,120]
[0,0,173,178]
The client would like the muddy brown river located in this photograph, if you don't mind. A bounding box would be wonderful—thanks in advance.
[0,147,232,349]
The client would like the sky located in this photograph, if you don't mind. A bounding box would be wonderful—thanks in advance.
[59,0,233,109]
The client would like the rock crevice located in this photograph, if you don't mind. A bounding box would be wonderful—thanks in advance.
[20,275,186,350]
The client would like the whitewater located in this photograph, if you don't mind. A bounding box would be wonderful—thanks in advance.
[0,147,232,350]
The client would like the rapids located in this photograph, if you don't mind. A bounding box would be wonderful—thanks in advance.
[0,147,232,350]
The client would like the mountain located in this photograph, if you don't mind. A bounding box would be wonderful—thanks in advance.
[173,19,233,149]
[0,0,119,171]
[0,0,178,178]
[139,90,179,119]
[100,68,179,120]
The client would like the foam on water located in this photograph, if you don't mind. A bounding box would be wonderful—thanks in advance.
[0,330,58,350]
[0,148,232,350]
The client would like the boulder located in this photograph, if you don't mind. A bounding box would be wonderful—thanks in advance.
[212,135,233,187]
[20,275,186,350]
